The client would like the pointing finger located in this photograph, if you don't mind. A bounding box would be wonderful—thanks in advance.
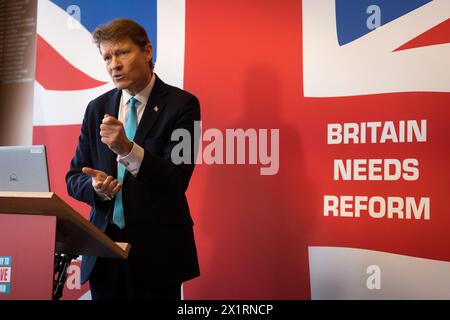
[82,167,106,179]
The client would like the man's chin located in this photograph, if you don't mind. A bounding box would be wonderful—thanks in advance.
[113,81,128,90]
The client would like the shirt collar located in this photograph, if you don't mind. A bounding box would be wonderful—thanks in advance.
[122,73,156,107]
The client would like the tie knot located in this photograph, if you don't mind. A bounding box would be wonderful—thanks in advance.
[129,97,137,109]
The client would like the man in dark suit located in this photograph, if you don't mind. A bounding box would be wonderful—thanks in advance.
[66,18,200,300]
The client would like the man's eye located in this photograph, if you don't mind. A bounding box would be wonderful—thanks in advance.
[104,56,111,62]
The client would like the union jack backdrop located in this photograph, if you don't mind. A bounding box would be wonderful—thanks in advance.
[33,0,450,299]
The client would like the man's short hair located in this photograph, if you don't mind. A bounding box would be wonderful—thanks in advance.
[92,18,154,69]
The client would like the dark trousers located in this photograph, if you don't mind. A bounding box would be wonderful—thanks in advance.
[89,223,181,300]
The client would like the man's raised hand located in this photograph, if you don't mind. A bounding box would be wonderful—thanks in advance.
[100,114,133,156]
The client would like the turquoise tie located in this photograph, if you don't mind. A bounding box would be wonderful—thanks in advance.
[113,96,137,229]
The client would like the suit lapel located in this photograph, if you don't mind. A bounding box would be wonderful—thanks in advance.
[134,75,168,145]
[107,89,122,119]
[104,89,122,177]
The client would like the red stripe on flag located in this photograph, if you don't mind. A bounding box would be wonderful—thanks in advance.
[184,0,308,299]
[36,35,107,90]
[394,18,450,51]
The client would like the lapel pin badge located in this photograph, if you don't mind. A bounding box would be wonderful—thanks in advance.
[153,106,159,112]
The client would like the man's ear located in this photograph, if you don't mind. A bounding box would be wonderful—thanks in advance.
[145,43,153,62]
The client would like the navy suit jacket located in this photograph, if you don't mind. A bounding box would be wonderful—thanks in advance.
[66,75,200,284]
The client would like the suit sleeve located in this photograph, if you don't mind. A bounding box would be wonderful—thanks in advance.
[136,95,201,194]
[65,103,97,207]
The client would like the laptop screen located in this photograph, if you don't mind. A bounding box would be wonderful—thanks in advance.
[0,145,50,192]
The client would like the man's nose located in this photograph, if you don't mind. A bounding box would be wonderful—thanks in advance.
[110,56,122,70]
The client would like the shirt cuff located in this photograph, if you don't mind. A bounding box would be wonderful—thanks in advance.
[117,141,144,177]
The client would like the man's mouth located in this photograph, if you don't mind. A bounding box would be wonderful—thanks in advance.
[113,74,125,81]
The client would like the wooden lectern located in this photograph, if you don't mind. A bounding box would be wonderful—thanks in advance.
[0,192,130,300]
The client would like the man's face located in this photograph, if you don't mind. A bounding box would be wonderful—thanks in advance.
[100,37,152,95]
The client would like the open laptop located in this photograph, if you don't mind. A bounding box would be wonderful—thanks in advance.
[0,145,50,192]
